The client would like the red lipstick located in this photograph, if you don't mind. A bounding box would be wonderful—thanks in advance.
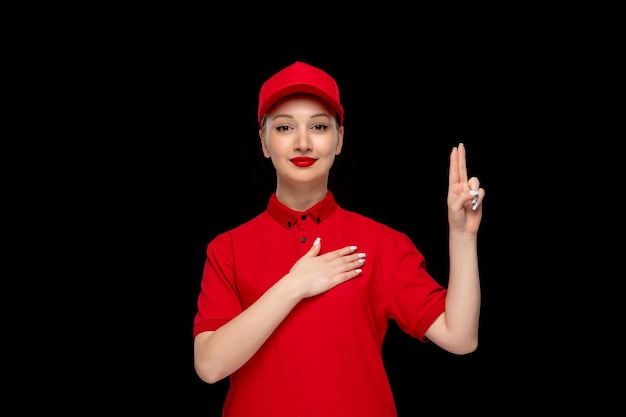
[290,157,316,167]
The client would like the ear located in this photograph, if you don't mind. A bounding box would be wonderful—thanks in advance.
[335,125,345,155]
[259,129,271,158]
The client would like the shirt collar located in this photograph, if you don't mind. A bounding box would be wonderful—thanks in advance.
[268,191,338,229]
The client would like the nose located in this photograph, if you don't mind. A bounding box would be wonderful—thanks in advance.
[294,129,312,153]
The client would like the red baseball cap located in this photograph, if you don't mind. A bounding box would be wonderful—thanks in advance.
[258,61,344,127]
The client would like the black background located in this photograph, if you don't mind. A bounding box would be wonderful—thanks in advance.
[30,23,599,414]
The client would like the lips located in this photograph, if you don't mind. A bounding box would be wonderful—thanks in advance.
[290,157,316,167]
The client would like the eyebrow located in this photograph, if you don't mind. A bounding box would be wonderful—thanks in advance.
[272,112,332,120]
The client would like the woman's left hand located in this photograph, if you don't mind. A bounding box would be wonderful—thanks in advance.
[447,143,485,234]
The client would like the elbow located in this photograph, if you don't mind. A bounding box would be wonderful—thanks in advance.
[197,372,225,385]
[194,331,230,384]
[194,358,229,384]
[449,337,479,355]
[194,347,230,384]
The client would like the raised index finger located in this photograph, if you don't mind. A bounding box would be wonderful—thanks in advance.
[449,143,468,187]
[448,143,460,186]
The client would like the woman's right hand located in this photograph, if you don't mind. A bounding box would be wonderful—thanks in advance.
[286,237,366,299]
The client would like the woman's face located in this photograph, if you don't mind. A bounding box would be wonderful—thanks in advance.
[259,94,344,187]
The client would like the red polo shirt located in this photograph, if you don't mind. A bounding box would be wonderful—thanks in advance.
[193,191,447,417]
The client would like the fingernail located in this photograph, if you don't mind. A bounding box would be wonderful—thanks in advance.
[470,190,479,196]
[313,237,320,246]
[350,246,357,251]
[472,202,478,210]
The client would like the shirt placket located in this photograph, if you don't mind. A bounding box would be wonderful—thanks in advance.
[296,212,317,251]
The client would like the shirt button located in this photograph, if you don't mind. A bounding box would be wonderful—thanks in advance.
[286,222,292,228]
[300,236,307,243]
[301,215,307,221]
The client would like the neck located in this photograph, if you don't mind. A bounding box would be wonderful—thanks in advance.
[275,183,328,212]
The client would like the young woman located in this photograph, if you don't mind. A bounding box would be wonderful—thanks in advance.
[193,61,484,417]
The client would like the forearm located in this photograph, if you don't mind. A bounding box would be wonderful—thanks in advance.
[194,277,301,383]
[445,230,481,348]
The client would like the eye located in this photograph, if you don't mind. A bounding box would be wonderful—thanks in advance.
[312,124,329,131]
[275,125,292,132]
